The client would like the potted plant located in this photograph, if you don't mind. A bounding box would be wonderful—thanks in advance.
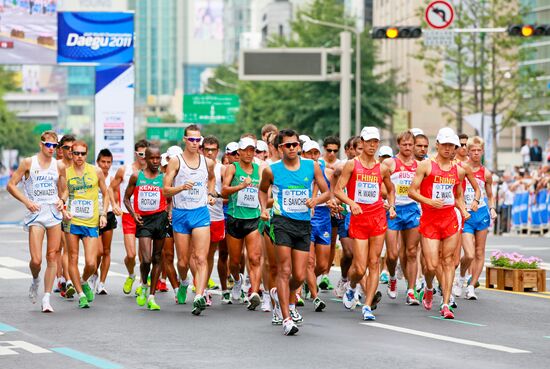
[486,251,546,292]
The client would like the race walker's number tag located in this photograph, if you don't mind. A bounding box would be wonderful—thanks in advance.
[465,180,486,209]
[432,183,455,206]
[282,188,309,213]
[138,190,161,211]
[71,199,94,219]
[237,187,259,208]
[355,181,379,204]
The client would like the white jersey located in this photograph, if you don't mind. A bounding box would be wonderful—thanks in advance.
[208,162,224,221]
[24,155,59,205]
[119,165,134,213]
[98,172,113,213]
[173,154,209,210]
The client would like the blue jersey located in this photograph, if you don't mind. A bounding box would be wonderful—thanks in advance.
[271,158,315,221]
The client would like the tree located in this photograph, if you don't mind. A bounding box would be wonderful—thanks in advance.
[203,0,401,142]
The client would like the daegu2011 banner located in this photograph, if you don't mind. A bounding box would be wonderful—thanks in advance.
[57,11,134,65]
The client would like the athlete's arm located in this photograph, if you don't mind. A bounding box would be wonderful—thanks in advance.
[206,157,216,206]
[162,157,192,197]
[381,164,397,219]
[96,167,108,228]
[6,157,39,212]
[109,166,125,215]
[408,160,443,208]
[485,169,497,219]
[258,166,273,220]
[124,173,142,225]
[221,164,248,198]
[454,172,470,221]
[56,161,68,211]
[463,164,481,212]
[308,162,330,208]
[334,159,362,215]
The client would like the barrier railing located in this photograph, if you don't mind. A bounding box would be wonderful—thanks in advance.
[511,190,550,235]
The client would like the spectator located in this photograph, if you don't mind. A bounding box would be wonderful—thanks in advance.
[520,139,530,169]
[530,138,543,163]
[545,138,550,163]
[498,171,515,234]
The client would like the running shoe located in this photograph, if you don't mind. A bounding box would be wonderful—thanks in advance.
[243,275,251,294]
[147,275,151,287]
[158,279,169,292]
[261,291,271,312]
[415,278,425,294]
[248,292,261,311]
[208,278,219,290]
[270,288,283,322]
[440,304,454,319]
[387,278,398,299]
[123,276,135,295]
[231,274,243,301]
[240,290,247,304]
[406,289,419,306]
[88,274,98,292]
[59,281,67,295]
[96,282,108,295]
[283,317,299,336]
[82,282,94,302]
[371,291,382,310]
[65,283,76,299]
[136,287,147,307]
[335,278,347,298]
[290,306,303,325]
[452,276,464,297]
[422,287,433,310]
[303,282,311,300]
[227,274,235,289]
[28,280,39,304]
[379,270,389,284]
[272,311,283,325]
[343,286,358,310]
[191,295,206,315]
[313,297,326,312]
[176,285,188,304]
[135,285,143,297]
[467,276,480,289]
[41,296,54,313]
[296,293,305,307]
[318,275,330,290]
[465,285,478,300]
[147,296,161,311]
[205,291,213,307]
[362,305,375,321]
[450,294,458,309]
[78,295,89,308]
[54,279,61,293]
[221,290,232,304]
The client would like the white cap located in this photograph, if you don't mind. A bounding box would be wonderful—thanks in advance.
[225,141,239,153]
[239,137,256,150]
[436,127,460,147]
[161,153,169,167]
[299,134,311,142]
[303,140,321,153]
[256,140,268,152]
[167,145,183,157]
[378,146,393,158]
[410,128,424,136]
[360,126,381,141]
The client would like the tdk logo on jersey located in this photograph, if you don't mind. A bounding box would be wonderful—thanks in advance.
[66,32,133,50]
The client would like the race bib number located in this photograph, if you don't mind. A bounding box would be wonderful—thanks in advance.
[396,182,411,198]
[237,187,259,208]
[71,199,94,219]
[183,187,202,203]
[432,183,454,206]
[138,190,161,212]
[32,178,57,203]
[355,181,379,204]
[282,189,309,213]
[465,181,486,209]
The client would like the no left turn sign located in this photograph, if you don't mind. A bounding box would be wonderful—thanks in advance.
[425,0,455,30]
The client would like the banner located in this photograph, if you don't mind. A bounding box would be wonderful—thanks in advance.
[94,64,134,169]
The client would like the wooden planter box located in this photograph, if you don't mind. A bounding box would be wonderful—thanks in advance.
[485,266,546,292]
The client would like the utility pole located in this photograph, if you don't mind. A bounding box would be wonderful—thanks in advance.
[339,31,352,159]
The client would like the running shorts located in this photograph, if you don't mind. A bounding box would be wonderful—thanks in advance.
[68,224,99,238]
[210,219,225,243]
[99,211,117,235]
[172,206,210,235]
[23,204,62,232]
[226,215,259,239]
[387,202,420,231]
[419,209,458,240]
[136,211,169,240]
[463,207,490,234]
[349,207,387,240]
[122,212,136,235]
[270,215,311,252]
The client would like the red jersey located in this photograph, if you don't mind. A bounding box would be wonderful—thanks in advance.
[464,166,487,210]
[133,171,167,216]
[420,159,459,213]
[391,157,417,206]
[346,158,383,213]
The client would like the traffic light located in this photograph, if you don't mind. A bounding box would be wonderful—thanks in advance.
[371,26,422,39]
[508,24,550,37]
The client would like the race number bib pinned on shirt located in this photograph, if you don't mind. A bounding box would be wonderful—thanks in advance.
[282,188,309,213]
[71,199,94,219]
[432,183,454,206]
[355,181,379,204]
[465,180,486,209]
[138,190,161,212]
[237,187,259,208]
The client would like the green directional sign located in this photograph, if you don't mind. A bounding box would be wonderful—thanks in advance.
[183,94,240,124]
[146,127,184,141]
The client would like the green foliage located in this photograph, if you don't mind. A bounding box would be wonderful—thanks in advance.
[203,0,400,144]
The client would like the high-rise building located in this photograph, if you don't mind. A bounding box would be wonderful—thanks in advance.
[223,0,252,64]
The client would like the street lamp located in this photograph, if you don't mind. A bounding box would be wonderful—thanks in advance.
[302,15,362,137]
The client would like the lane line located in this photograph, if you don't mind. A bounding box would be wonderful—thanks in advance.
[0,256,28,267]
[478,287,550,300]
[0,267,31,279]
[428,316,487,327]
[0,322,18,332]
[51,347,123,369]
[361,322,530,353]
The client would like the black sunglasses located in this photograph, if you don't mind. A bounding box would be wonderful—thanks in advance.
[326,149,338,153]
[72,151,87,156]
[228,151,239,156]
[61,145,73,150]
[279,142,300,149]
[255,150,266,154]
[461,143,467,148]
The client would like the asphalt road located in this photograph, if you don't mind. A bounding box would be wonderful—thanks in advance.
[0,194,549,369]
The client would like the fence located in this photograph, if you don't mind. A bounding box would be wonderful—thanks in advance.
[511,190,550,234]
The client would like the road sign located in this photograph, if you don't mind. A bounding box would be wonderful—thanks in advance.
[183,94,239,124]
[425,1,455,30]
[239,48,328,81]
[423,30,454,46]
[146,126,184,141]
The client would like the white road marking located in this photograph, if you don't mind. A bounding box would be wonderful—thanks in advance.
[0,257,28,268]
[0,341,51,355]
[361,322,531,354]
[0,267,31,279]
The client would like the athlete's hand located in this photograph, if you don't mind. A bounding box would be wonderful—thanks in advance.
[133,213,143,226]
[490,207,497,220]
[26,201,41,213]
[470,201,479,212]
[305,198,317,209]
[350,202,362,216]
[242,176,252,188]
[63,210,73,221]
[389,207,397,219]
[461,209,471,221]
[429,199,444,209]
[55,199,64,212]
[113,205,123,217]
[383,201,391,210]
[260,208,270,221]
[180,181,195,191]
[99,215,107,228]
[208,194,216,206]
[327,199,338,213]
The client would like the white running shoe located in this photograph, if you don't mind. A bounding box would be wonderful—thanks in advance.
[283,317,299,336]
[289,306,303,325]
[247,292,261,310]
[29,279,39,304]
[270,288,283,321]
[88,274,98,292]
[96,282,108,295]
[452,276,464,297]
[41,295,53,313]
[231,273,243,301]
[343,285,358,310]
[261,291,271,312]
[335,278,347,298]
[465,285,478,300]
[387,278,398,299]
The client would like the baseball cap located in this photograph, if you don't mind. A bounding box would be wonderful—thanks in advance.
[410,128,424,136]
[299,134,311,143]
[378,146,393,158]
[360,126,381,141]
[436,128,460,147]
[303,140,321,153]
[239,137,256,150]
[256,140,268,152]
[167,145,183,157]
[225,142,239,153]
[161,153,169,167]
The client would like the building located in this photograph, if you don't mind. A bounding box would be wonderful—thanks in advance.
[223,0,252,64]
[4,92,59,128]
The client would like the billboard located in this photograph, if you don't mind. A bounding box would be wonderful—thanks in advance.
[0,1,58,65]
[194,0,223,41]
[57,11,134,65]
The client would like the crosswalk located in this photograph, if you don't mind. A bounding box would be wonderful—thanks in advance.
[1,23,57,37]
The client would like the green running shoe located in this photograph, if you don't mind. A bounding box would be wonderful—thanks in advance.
[192,295,206,315]
[326,279,334,291]
[147,297,160,311]
[135,285,143,297]
[296,293,305,307]
[79,295,89,308]
[208,278,219,290]
[136,287,147,306]
[123,276,135,295]
[147,275,151,287]
[176,285,188,304]
[65,283,76,299]
[319,275,329,290]
[82,282,94,302]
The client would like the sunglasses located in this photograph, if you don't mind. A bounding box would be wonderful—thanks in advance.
[72,151,87,157]
[279,142,300,149]
[186,137,202,143]
[61,145,73,150]
[255,150,266,154]
[461,143,467,148]
[325,149,338,153]
[42,141,58,149]
[203,147,218,153]
[135,151,146,158]
[228,151,239,156]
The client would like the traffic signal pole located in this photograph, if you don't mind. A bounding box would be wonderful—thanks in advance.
[339,32,352,160]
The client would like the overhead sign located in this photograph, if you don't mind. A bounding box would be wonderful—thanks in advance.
[425,1,455,30]
[239,48,327,81]
[183,94,240,124]
[423,30,454,47]
[57,11,134,65]
[146,126,184,141]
